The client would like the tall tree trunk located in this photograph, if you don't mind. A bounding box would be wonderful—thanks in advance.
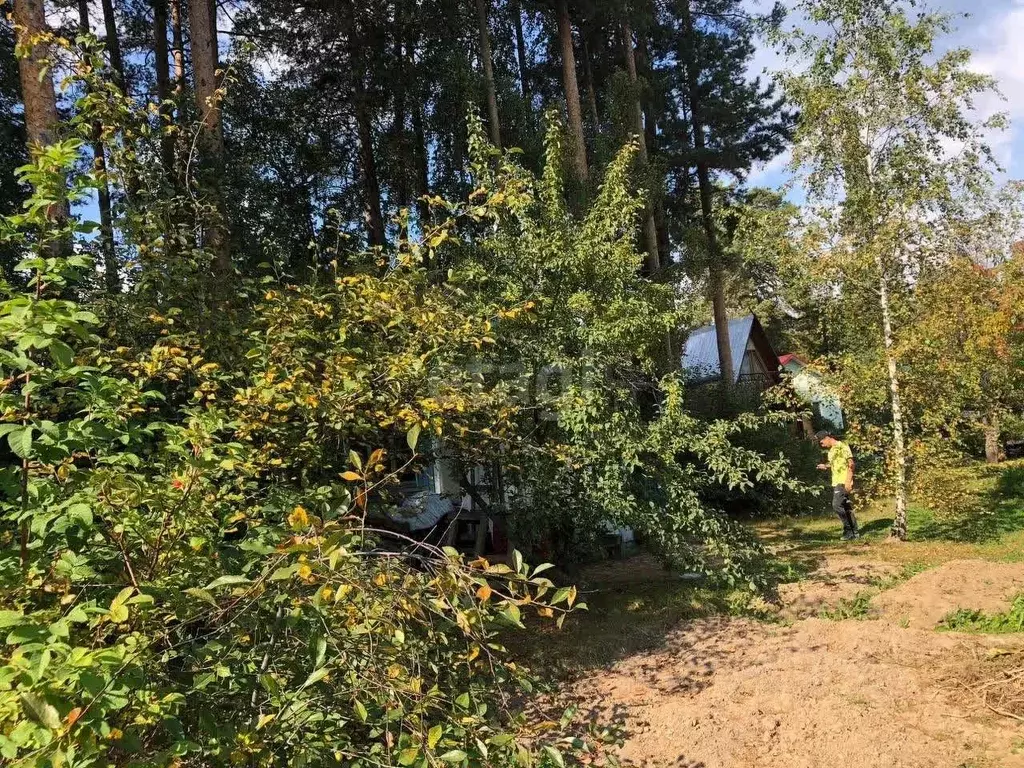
[78,0,120,293]
[636,32,670,267]
[13,0,71,251]
[622,17,659,274]
[681,0,732,383]
[407,33,431,229]
[13,0,61,151]
[473,0,501,148]
[171,0,185,87]
[877,262,909,539]
[412,101,431,229]
[554,0,588,184]
[100,0,125,85]
[154,0,176,178]
[354,82,386,248]
[339,0,385,247]
[188,0,230,273]
[512,0,529,100]
[392,9,410,209]
[581,33,599,131]
[984,412,1001,464]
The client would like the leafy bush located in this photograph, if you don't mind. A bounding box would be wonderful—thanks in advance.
[0,140,611,767]
[0,40,805,765]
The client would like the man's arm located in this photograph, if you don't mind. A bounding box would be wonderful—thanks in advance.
[845,458,854,492]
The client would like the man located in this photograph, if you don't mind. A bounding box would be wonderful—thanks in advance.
[816,430,859,540]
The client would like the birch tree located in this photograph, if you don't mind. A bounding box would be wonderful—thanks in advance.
[777,0,1003,539]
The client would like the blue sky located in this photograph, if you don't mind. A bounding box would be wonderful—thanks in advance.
[746,0,1024,189]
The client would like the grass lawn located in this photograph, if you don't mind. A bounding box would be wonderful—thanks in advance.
[512,460,1024,678]
[757,459,1024,569]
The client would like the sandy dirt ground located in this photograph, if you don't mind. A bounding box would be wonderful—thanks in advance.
[567,559,1024,768]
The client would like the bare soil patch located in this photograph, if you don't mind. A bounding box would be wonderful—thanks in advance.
[873,559,1024,628]
[775,555,900,620]
[565,558,1024,768]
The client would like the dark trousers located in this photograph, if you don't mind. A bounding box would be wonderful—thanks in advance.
[832,485,857,535]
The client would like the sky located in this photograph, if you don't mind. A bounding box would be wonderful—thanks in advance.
[746,0,1024,190]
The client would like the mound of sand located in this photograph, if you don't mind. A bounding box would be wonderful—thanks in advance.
[563,559,1024,768]
[776,556,900,620]
[873,559,1024,628]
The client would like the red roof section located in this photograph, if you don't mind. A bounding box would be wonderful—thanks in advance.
[778,353,805,367]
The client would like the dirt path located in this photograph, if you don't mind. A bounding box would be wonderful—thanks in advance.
[567,558,1024,768]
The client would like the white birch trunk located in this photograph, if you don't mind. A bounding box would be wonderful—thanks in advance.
[863,137,909,539]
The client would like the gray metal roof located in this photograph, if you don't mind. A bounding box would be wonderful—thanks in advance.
[681,315,754,384]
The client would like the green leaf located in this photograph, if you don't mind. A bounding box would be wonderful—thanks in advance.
[108,604,129,624]
[407,423,422,452]
[455,692,471,709]
[0,610,24,628]
[8,427,32,460]
[542,746,564,767]
[110,587,134,610]
[353,700,368,723]
[256,713,276,730]
[428,724,443,749]
[20,692,60,730]
[551,587,571,606]
[398,748,420,766]
[512,549,524,575]
[184,588,217,607]
[48,340,74,367]
[204,574,250,590]
[303,667,329,687]
[500,603,523,628]
[313,635,327,669]
[269,565,297,581]
[349,449,362,470]
[531,563,555,577]
[440,750,467,763]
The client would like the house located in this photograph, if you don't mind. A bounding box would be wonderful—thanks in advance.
[682,314,780,391]
[778,353,845,430]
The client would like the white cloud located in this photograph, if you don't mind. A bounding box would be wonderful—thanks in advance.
[964,1,1024,175]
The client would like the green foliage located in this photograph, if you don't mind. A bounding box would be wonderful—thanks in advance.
[818,591,874,621]
[0,34,810,765]
[940,595,1024,634]
[818,563,928,620]
[0,129,609,768]
[773,0,1021,534]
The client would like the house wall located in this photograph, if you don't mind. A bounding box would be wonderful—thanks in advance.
[788,367,845,430]
[740,338,769,376]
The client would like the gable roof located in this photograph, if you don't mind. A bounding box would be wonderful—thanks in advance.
[778,353,806,369]
[682,315,755,384]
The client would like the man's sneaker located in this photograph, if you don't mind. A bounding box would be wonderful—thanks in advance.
[841,532,855,541]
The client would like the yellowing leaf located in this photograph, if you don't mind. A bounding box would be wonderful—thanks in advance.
[288,506,310,529]
[428,724,444,749]
[340,471,362,482]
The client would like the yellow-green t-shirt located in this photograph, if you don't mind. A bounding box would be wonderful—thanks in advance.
[828,441,853,487]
